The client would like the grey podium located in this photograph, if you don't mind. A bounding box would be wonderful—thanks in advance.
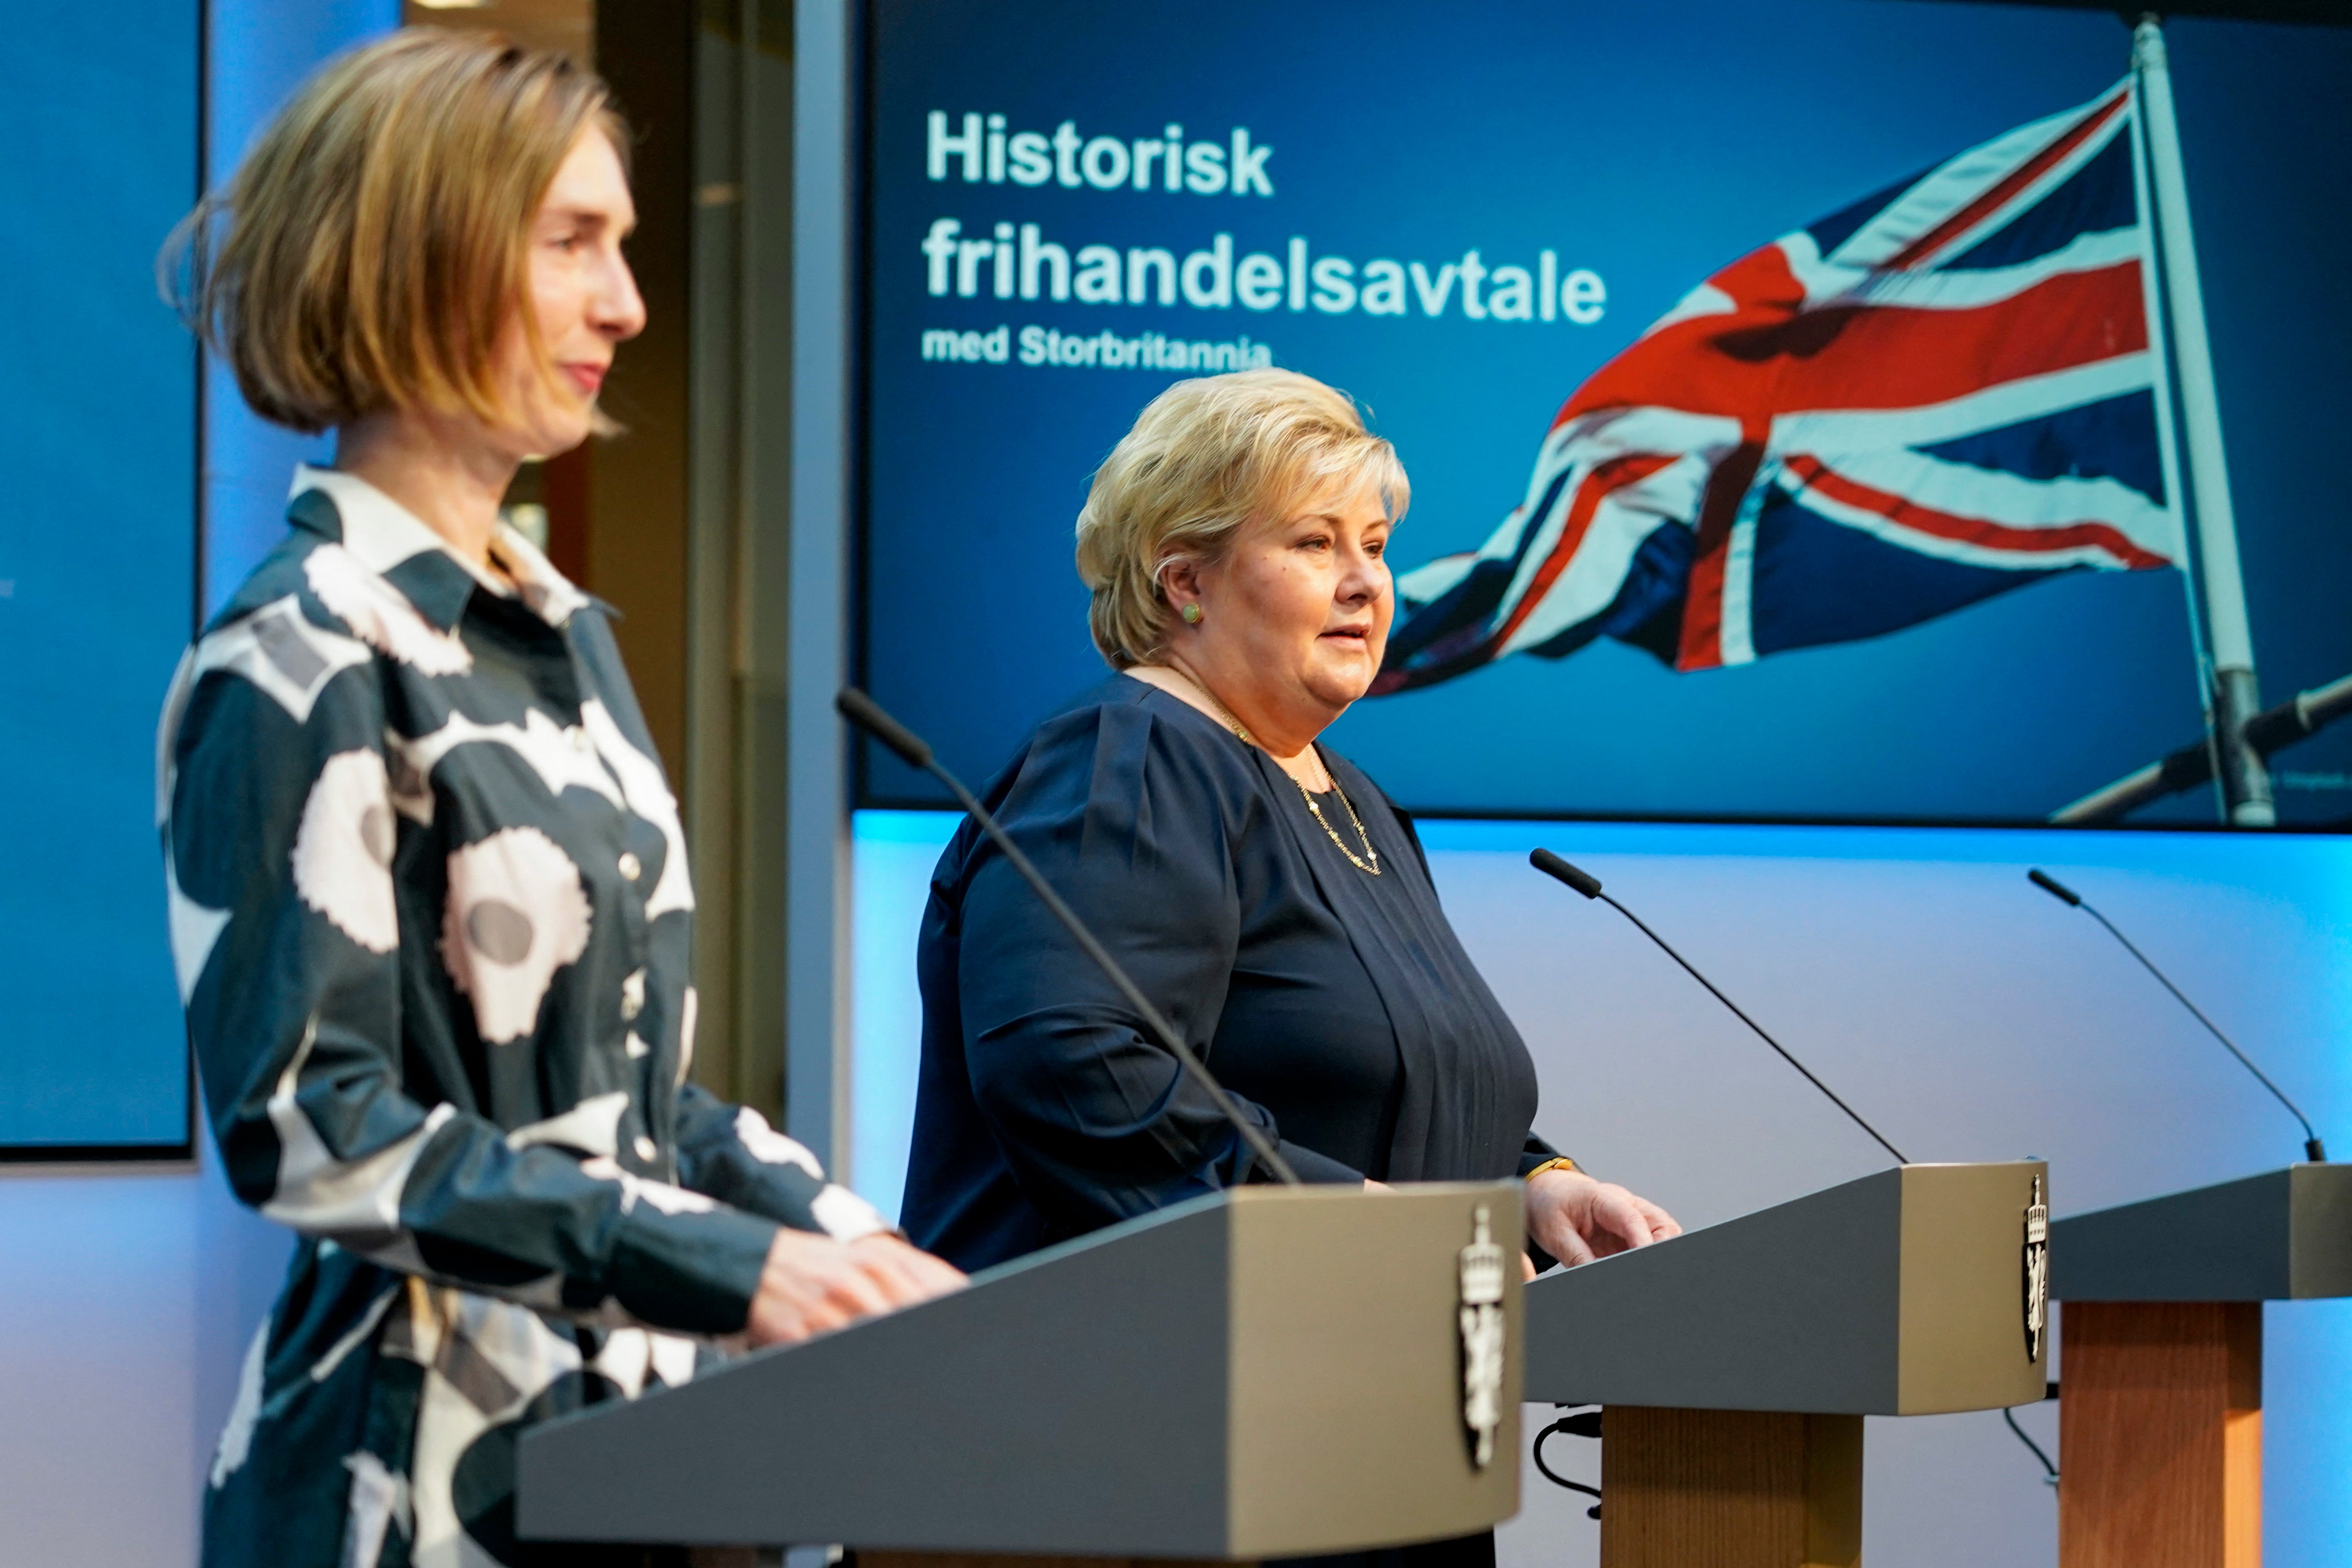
[518,1183,1524,1566]
[1523,1161,2050,1568]
[2050,1162,2352,1568]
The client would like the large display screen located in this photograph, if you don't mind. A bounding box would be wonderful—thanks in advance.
[858,0,2352,826]
[0,7,201,1151]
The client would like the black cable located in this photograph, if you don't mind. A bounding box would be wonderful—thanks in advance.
[1532,1410,1602,1520]
[2003,1405,2058,1487]
[2002,1380,2059,1487]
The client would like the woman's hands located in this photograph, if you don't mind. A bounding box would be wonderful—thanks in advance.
[744,1228,967,1347]
[1525,1169,1681,1270]
[1371,1170,1675,1274]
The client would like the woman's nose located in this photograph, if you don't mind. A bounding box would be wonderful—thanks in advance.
[593,252,648,341]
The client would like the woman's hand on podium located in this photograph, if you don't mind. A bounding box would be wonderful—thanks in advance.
[745,1228,967,1346]
[1526,1169,1681,1268]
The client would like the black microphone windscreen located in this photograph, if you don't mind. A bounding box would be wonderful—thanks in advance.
[2028,868,2083,907]
[1530,848,1603,899]
[837,687,933,770]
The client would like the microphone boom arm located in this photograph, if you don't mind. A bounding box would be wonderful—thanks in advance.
[2029,869,2325,1162]
[839,688,1301,1185]
[1531,849,1909,1166]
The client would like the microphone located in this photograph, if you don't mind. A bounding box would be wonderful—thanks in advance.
[837,687,1301,1186]
[1529,849,1909,1165]
[2027,868,2325,1162]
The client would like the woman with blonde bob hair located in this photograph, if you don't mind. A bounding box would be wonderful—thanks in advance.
[160,31,958,1568]
[904,371,1679,1565]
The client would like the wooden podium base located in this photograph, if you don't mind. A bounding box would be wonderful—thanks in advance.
[2058,1301,2262,1568]
[1600,1407,1862,1568]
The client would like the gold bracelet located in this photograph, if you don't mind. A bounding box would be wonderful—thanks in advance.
[1524,1156,1580,1182]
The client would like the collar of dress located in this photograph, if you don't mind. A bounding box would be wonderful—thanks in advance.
[286,464,594,633]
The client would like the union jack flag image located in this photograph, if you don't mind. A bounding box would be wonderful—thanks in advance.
[1376,78,2179,693]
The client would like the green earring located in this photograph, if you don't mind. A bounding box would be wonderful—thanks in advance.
[1180,603,1204,625]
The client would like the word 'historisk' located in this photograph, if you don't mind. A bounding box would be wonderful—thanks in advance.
[918,109,1607,327]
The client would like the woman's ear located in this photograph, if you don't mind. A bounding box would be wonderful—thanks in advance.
[1160,555,1204,620]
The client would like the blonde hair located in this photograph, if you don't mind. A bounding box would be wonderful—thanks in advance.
[161,29,624,434]
[1075,369,1409,669]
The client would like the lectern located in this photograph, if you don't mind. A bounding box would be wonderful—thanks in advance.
[2050,1162,2352,1568]
[1524,1162,2050,1568]
[518,1183,1523,1564]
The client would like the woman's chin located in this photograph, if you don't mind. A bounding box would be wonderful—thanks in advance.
[518,418,592,460]
[1303,656,1378,712]
[498,391,596,460]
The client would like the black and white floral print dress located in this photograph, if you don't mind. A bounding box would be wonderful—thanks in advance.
[161,467,880,1568]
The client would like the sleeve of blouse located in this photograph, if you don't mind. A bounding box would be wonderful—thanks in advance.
[952,704,1347,1233]
[1518,1135,1568,1177]
[1519,1136,1577,1273]
[161,602,778,1336]
[669,1083,893,1240]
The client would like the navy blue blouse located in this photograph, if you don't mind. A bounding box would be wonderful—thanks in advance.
[902,675,1558,1271]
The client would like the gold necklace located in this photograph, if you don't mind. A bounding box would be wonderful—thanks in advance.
[1161,668,1380,877]
[1293,771,1382,876]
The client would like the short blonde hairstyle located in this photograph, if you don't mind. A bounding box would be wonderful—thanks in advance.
[162,30,624,434]
[1075,369,1410,669]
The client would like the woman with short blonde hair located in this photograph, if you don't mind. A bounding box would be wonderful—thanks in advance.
[1074,370,1410,670]
[161,31,958,1568]
[906,374,1679,1568]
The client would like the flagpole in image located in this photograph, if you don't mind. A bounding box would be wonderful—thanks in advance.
[2133,13,2275,827]
[1376,33,2346,825]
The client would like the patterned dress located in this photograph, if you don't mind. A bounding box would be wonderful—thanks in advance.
[161,467,882,1568]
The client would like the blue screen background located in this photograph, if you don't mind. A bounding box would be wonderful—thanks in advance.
[0,0,391,1150]
[859,0,2352,827]
[0,5,202,1148]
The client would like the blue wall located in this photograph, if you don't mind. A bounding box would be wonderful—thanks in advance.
[202,0,394,609]
[0,3,202,1147]
[0,1149,294,1568]
[0,0,389,1560]
[0,0,391,1151]
[851,808,2352,1566]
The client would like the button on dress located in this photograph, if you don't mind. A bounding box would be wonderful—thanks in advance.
[161,468,881,1568]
